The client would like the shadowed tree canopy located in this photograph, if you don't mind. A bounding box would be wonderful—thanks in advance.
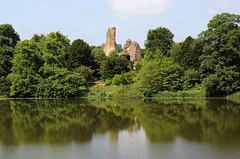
[0,24,20,77]
[99,57,130,80]
[67,39,95,70]
[0,24,20,47]
[199,13,240,96]
[173,36,203,70]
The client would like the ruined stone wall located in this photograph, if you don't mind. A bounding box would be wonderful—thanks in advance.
[101,27,119,56]
[122,39,142,62]
[101,27,141,62]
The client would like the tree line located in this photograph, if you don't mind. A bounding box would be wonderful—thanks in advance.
[1,12,240,98]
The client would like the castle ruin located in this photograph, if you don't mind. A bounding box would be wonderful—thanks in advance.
[101,27,142,62]
[101,27,119,56]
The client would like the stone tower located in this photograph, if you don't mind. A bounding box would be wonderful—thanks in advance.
[101,27,119,56]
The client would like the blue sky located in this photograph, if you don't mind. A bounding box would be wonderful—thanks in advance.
[1,0,240,48]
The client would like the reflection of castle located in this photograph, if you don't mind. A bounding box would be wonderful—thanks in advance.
[128,117,141,132]
[108,118,141,147]
[101,27,142,62]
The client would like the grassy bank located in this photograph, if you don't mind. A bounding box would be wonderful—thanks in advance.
[153,90,206,98]
[226,92,240,99]
[86,85,122,99]
[87,84,207,99]
[226,92,240,103]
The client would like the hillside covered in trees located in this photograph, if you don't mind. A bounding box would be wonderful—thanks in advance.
[1,13,240,98]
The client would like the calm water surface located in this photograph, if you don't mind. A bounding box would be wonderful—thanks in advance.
[0,98,240,159]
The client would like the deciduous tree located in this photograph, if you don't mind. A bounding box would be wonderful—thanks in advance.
[99,57,130,80]
[199,13,240,96]
[0,24,20,76]
[67,39,95,70]
[144,27,174,55]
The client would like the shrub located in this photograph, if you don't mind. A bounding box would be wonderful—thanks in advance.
[109,50,119,58]
[104,79,112,86]
[112,74,122,85]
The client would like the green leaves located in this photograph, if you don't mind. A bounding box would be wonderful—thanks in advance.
[0,24,20,77]
[35,68,85,98]
[43,32,70,68]
[8,40,43,97]
[199,13,240,96]
[144,27,174,55]
[8,32,87,98]
[99,57,130,80]
[135,58,184,96]
[92,48,106,63]
[108,50,119,58]
[67,39,95,70]
[0,24,20,47]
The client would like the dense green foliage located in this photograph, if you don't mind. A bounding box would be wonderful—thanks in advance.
[1,12,240,98]
[99,57,130,80]
[173,36,202,69]
[74,66,95,87]
[108,50,119,58]
[0,24,20,77]
[67,39,95,70]
[8,32,86,98]
[135,58,184,97]
[0,24,20,46]
[143,49,164,62]
[144,27,174,55]
[35,68,85,98]
[8,39,42,97]
[199,13,240,96]
[0,76,11,96]
[92,48,106,63]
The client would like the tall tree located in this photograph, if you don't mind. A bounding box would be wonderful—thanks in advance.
[199,13,240,96]
[8,40,42,97]
[144,27,174,55]
[42,32,70,69]
[174,36,195,69]
[0,24,20,76]
[67,39,95,70]
[0,24,20,47]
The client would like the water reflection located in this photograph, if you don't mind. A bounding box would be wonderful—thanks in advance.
[0,98,240,148]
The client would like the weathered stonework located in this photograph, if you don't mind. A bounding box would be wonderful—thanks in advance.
[101,27,119,56]
[101,27,141,62]
[121,39,142,62]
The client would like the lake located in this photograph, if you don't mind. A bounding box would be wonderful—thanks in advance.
[0,98,240,159]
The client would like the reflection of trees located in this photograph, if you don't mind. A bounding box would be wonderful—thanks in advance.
[0,99,136,146]
[1,98,240,147]
[137,99,240,146]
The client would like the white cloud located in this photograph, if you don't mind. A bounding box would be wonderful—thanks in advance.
[103,0,178,14]
[37,4,55,12]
